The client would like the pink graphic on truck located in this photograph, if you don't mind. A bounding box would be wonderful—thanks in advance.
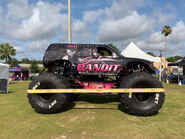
[77,56,121,72]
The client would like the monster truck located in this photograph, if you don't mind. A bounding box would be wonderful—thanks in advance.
[27,43,165,116]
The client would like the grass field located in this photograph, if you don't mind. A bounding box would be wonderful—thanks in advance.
[0,81,185,139]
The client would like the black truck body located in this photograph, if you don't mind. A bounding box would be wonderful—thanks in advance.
[43,43,155,76]
[27,43,165,116]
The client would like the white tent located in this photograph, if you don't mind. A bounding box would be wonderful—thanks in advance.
[121,42,161,62]
[0,63,9,93]
[0,63,9,79]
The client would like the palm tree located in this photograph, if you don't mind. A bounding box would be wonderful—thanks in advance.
[161,25,172,69]
[0,43,16,64]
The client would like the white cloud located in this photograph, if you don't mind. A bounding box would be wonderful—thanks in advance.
[27,39,50,52]
[152,7,176,25]
[60,0,147,44]
[14,46,24,53]
[97,11,155,42]
[135,31,164,50]
[25,39,52,59]
[169,21,185,44]
[71,20,94,43]
[60,19,94,43]
[157,13,176,25]
[0,6,3,15]
[92,0,180,56]
[135,21,185,56]
[105,0,144,19]
[73,20,86,32]
[0,1,67,41]
[7,0,32,19]
[11,1,66,41]
[136,40,165,51]
[0,0,183,58]
[93,0,178,52]
[83,9,104,24]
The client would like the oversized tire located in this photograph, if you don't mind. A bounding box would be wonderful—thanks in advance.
[70,94,80,101]
[27,72,70,114]
[119,72,165,116]
[70,84,81,101]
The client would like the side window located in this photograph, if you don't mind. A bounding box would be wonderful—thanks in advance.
[81,48,94,57]
[97,47,113,57]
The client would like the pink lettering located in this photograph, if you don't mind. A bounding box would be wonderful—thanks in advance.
[108,65,113,72]
[82,56,102,64]
[101,64,109,72]
[77,64,121,72]
[113,64,121,72]
[85,64,92,71]
[67,45,78,48]
[83,48,96,53]
[93,64,100,71]
[77,64,85,71]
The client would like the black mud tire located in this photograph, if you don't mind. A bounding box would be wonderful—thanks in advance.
[27,72,70,114]
[119,72,165,116]
[70,84,81,101]
[70,94,80,101]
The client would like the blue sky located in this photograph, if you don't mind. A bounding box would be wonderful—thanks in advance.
[0,0,185,60]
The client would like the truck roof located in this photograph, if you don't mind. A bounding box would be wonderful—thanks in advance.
[46,43,108,51]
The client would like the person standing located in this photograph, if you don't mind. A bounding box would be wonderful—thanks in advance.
[21,73,23,81]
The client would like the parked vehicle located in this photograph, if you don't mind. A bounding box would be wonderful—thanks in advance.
[27,43,165,116]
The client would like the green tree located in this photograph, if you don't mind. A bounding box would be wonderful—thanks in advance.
[108,43,121,53]
[8,58,20,67]
[147,52,156,57]
[166,56,182,62]
[0,43,16,63]
[161,25,172,68]
[21,58,42,64]
[21,58,31,64]
[30,61,40,73]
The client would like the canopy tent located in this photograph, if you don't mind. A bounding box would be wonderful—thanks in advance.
[121,42,161,62]
[0,63,9,93]
[0,63,9,79]
[9,65,29,81]
[168,58,185,76]
[168,58,185,66]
